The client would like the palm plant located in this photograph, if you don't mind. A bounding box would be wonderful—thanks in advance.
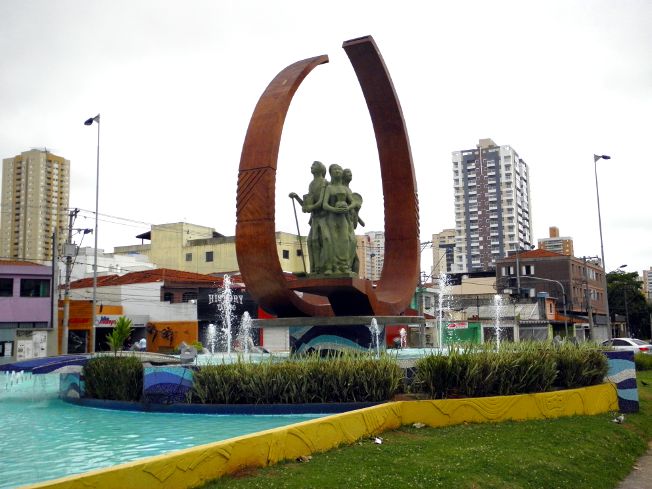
[106,316,133,355]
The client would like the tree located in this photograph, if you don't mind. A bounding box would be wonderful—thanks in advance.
[106,316,133,355]
[607,271,651,339]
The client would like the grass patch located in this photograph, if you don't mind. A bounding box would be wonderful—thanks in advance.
[635,353,652,371]
[199,371,652,489]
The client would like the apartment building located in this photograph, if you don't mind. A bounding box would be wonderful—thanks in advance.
[452,139,533,273]
[643,268,652,301]
[113,222,308,275]
[1,149,70,263]
[538,226,574,256]
[495,249,608,339]
[364,231,385,281]
[431,228,456,275]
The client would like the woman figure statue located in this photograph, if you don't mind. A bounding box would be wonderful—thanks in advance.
[343,168,364,274]
[322,164,354,275]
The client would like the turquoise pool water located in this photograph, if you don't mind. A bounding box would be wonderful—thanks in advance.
[0,375,323,489]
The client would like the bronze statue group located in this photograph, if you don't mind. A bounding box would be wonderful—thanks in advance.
[290,161,364,276]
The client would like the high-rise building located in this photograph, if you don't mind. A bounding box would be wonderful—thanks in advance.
[538,226,574,256]
[432,228,455,276]
[364,231,385,281]
[452,138,533,273]
[1,149,70,262]
[643,268,652,301]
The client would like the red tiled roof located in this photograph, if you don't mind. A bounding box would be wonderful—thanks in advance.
[70,268,223,289]
[517,249,567,259]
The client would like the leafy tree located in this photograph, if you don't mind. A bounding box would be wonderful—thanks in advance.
[106,316,133,355]
[607,271,651,339]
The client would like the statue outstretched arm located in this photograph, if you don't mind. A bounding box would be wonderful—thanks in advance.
[289,192,304,206]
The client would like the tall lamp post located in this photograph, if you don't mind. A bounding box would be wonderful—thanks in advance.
[85,114,100,353]
[614,264,628,337]
[594,154,612,339]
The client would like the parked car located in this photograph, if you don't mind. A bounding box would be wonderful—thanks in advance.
[601,338,652,355]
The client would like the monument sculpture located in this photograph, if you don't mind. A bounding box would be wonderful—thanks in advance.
[290,163,363,277]
[235,35,422,350]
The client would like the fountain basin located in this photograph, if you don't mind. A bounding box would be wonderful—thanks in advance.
[33,382,618,489]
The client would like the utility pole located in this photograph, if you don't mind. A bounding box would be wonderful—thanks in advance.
[582,256,595,339]
[61,208,79,355]
[418,272,426,347]
[47,231,59,356]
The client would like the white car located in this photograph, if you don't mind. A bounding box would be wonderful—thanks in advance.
[601,338,652,355]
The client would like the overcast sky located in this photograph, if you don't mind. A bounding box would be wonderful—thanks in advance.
[1,0,650,276]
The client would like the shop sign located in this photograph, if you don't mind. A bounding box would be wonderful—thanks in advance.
[447,321,469,330]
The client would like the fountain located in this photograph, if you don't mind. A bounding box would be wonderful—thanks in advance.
[217,274,235,356]
[437,272,453,348]
[206,323,218,354]
[493,294,505,348]
[237,311,253,354]
[368,318,381,358]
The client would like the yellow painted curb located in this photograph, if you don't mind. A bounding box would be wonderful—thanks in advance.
[22,383,617,489]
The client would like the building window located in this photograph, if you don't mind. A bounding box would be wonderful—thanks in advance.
[20,279,50,297]
[522,265,535,276]
[282,249,290,259]
[163,292,174,302]
[182,292,197,303]
[296,249,303,256]
[0,341,14,357]
[185,253,192,262]
[0,278,13,297]
[205,251,214,262]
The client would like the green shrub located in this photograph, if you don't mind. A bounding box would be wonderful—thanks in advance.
[414,343,557,399]
[553,342,608,389]
[414,342,605,399]
[635,353,652,371]
[83,355,143,401]
[191,353,402,404]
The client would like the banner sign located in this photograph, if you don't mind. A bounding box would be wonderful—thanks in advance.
[447,321,469,330]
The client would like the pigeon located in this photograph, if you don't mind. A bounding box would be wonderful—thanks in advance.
[612,414,625,424]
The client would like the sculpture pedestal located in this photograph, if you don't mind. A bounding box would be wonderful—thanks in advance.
[288,277,379,316]
[253,316,425,354]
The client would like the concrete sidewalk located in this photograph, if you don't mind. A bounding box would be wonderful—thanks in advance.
[617,442,652,488]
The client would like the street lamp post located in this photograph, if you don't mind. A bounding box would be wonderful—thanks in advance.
[522,275,568,337]
[594,154,612,339]
[85,114,100,353]
[615,264,629,337]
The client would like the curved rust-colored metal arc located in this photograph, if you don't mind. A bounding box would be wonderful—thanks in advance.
[342,36,420,314]
[236,55,332,318]
[236,37,419,318]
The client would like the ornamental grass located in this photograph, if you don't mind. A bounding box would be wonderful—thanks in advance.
[83,355,143,401]
[191,352,402,404]
[413,341,607,399]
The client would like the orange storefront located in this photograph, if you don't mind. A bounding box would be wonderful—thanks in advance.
[58,300,198,353]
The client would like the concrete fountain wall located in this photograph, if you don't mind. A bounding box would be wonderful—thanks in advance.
[33,382,617,489]
[44,352,635,489]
